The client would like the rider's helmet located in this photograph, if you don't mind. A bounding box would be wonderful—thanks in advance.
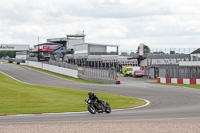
[88,92,93,96]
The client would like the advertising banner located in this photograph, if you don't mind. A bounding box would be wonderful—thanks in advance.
[147,54,190,66]
[0,44,29,51]
[38,45,59,51]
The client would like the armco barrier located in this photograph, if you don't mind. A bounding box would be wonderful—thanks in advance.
[157,77,200,85]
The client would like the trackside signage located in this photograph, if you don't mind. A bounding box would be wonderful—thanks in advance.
[147,54,190,66]
[148,58,189,65]
[0,44,29,51]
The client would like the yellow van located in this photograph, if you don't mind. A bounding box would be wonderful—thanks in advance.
[122,66,133,77]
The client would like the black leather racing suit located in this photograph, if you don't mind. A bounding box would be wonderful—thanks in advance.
[89,93,105,111]
[89,94,102,104]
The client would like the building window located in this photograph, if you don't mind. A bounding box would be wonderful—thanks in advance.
[193,56,197,61]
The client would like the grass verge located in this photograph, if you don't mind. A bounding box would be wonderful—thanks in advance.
[150,82,200,89]
[21,65,106,84]
[0,72,146,115]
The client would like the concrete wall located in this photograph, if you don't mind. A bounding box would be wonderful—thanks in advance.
[43,63,78,78]
[27,61,43,68]
[24,61,78,78]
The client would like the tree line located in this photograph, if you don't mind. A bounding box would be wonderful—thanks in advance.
[120,45,166,56]
[0,51,19,58]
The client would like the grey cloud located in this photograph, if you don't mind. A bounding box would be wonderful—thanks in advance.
[67,4,171,18]
[0,0,200,49]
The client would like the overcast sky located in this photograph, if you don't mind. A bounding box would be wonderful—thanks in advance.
[0,0,200,52]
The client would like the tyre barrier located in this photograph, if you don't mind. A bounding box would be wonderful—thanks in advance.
[157,77,200,85]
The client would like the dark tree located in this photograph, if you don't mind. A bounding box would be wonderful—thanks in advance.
[137,45,151,54]
[0,51,18,58]
[153,51,165,54]
[120,52,129,56]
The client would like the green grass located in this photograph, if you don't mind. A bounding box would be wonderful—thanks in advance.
[2,61,9,64]
[21,65,106,84]
[0,72,146,115]
[150,82,200,89]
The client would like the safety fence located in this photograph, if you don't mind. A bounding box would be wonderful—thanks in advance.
[120,48,197,56]
[165,66,200,79]
[27,57,38,61]
[78,67,117,84]
[48,60,78,70]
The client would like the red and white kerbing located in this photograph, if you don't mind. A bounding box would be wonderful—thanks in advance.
[157,77,200,85]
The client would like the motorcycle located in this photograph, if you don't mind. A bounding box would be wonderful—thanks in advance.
[85,98,111,114]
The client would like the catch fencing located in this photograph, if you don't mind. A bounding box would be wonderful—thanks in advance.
[120,48,197,56]
[165,66,200,79]
[48,60,78,70]
[27,57,38,61]
[78,67,117,84]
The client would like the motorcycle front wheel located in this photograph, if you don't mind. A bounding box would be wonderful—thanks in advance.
[88,105,96,114]
[105,103,111,113]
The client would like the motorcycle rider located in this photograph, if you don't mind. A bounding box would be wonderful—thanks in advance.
[88,92,104,110]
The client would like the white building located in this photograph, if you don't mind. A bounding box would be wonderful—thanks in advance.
[190,48,200,61]
[16,51,29,60]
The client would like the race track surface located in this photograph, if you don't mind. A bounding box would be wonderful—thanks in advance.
[0,63,200,124]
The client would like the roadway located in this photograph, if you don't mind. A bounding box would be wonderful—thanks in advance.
[0,63,200,124]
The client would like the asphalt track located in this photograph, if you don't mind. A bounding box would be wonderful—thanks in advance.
[0,63,200,124]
